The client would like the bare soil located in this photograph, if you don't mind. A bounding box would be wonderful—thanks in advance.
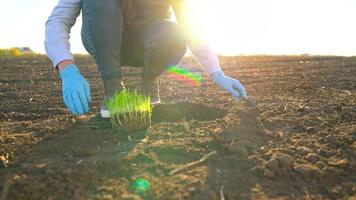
[0,55,355,199]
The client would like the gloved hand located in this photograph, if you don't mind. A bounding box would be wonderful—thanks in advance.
[60,64,91,115]
[210,71,247,101]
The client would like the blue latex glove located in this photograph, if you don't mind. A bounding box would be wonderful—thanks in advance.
[60,64,91,115]
[210,71,247,101]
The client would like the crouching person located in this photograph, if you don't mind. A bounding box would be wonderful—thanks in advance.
[45,0,247,117]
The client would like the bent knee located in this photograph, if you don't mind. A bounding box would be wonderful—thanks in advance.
[143,20,185,50]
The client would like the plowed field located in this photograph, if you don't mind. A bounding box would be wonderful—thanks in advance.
[0,55,355,199]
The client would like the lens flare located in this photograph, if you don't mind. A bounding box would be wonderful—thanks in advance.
[166,66,202,86]
[130,178,150,196]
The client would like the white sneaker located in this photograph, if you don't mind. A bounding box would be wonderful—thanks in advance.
[101,78,125,119]
[142,77,161,106]
[150,97,161,105]
[100,103,111,119]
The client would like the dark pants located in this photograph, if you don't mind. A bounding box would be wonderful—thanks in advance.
[80,0,187,81]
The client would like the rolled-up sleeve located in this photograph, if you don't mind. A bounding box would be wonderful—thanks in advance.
[45,0,81,68]
[186,39,222,75]
[171,0,222,75]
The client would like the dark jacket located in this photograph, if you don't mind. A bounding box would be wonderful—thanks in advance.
[122,0,172,26]
[121,0,175,66]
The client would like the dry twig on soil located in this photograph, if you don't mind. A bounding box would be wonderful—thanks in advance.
[169,151,217,175]
[1,176,11,200]
[76,126,99,129]
[220,186,225,200]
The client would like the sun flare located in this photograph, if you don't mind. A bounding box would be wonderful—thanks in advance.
[177,0,356,56]
[178,0,270,55]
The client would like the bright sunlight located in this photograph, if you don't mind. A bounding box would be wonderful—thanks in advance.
[180,0,356,55]
[0,0,356,55]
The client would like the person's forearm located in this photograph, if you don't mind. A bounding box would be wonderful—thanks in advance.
[171,3,222,75]
[188,40,222,75]
[58,60,75,71]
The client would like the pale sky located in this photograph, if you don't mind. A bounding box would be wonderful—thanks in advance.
[1,0,356,56]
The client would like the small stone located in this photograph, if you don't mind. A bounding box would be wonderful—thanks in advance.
[328,159,349,168]
[326,134,339,145]
[305,153,320,164]
[75,115,92,122]
[264,169,275,179]
[341,107,355,122]
[296,146,313,155]
[0,156,8,169]
[263,128,274,137]
[317,149,331,157]
[212,128,223,134]
[351,142,356,152]
[293,163,322,178]
[266,158,279,172]
[272,152,294,169]
[306,127,319,134]
[315,160,327,170]
[322,166,343,177]
[260,146,270,153]
[297,106,306,112]
[276,131,285,138]
[294,124,305,133]
[246,99,257,108]
[248,155,263,165]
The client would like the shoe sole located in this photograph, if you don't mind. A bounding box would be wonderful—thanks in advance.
[101,109,111,119]
[151,99,161,105]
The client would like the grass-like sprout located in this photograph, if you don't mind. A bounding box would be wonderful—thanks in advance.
[107,90,152,133]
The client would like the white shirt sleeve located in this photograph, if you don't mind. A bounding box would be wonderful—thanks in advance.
[170,2,222,75]
[44,0,82,68]
[186,39,222,75]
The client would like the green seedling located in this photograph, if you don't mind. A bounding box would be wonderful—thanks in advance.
[107,90,152,133]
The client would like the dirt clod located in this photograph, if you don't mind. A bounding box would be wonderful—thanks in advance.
[152,102,227,123]
[0,156,7,168]
[293,163,322,178]
[328,159,349,168]
[262,128,274,137]
[296,146,313,155]
[341,107,355,122]
[315,160,327,170]
[326,134,339,145]
[245,98,257,108]
[263,169,276,179]
[1,56,355,199]
[306,126,319,134]
[271,152,294,169]
[305,153,321,164]
[266,157,279,172]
